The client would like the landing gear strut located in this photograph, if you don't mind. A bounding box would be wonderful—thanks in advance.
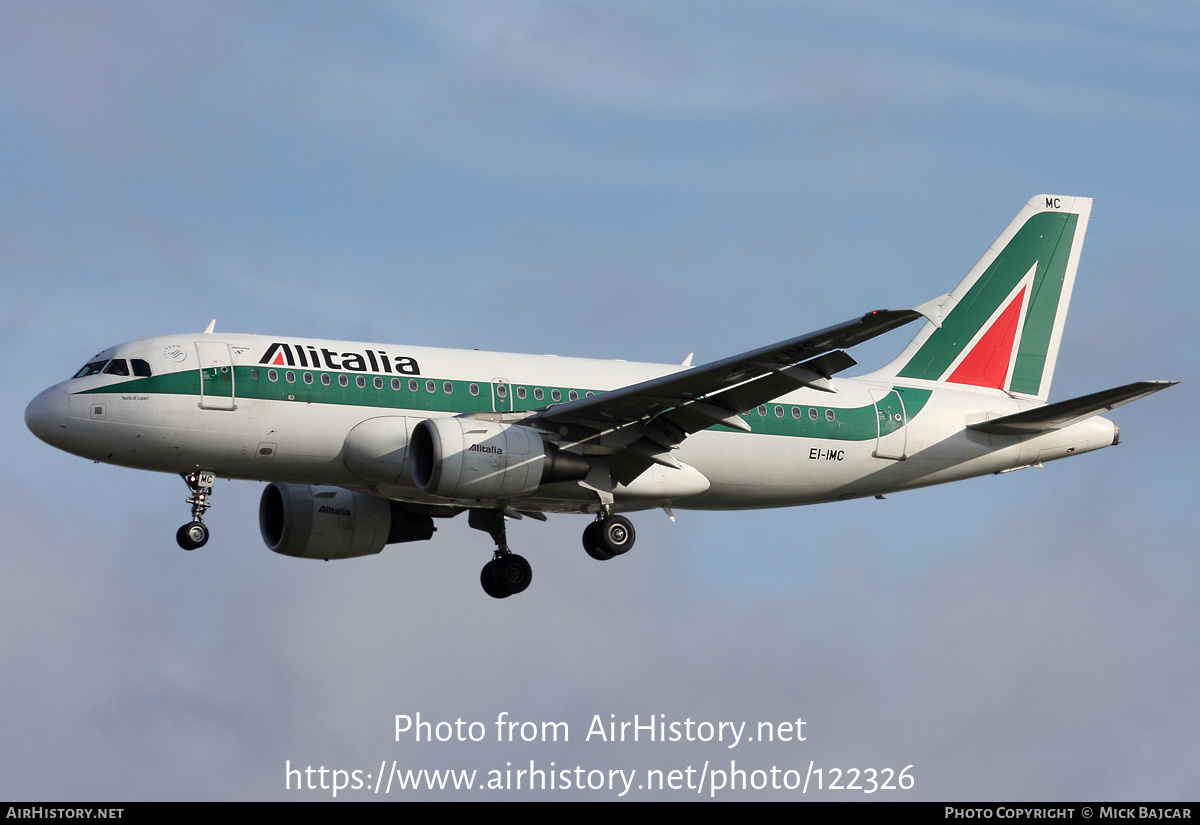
[176,470,215,551]
[469,510,532,599]
[582,512,636,561]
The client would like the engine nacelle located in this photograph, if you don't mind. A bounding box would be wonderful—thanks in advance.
[259,482,435,560]
[410,417,588,500]
[342,415,425,484]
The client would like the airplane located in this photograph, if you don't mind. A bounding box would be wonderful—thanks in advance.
[25,195,1176,598]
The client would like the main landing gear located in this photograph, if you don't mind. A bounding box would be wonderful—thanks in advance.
[582,512,636,561]
[176,470,215,551]
[468,509,638,598]
[469,510,532,599]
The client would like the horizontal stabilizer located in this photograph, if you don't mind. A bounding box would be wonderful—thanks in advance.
[967,381,1177,435]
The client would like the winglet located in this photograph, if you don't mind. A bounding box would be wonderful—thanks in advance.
[913,294,951,329]
[203,319,216,334]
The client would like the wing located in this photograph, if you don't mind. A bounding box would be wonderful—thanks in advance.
[531,308,922,482]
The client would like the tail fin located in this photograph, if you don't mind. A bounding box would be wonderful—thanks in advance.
[875,194,1092,402]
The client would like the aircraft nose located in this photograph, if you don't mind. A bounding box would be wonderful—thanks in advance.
[26,386,69,446]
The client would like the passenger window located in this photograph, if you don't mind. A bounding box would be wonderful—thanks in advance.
[426,380,436,393]
[568,391,578,401]
[131,359,153,377]
[304,373,313,385]
[534,388,544,401]
[321,374,331,386]
[496,385,508,399]
[285,371,295,383]
[443,382,453,394]
[826,409,836,422]
[268,369,278,382]
[470,383,480,396]
[357,376,366,388]
[374,377,383,389]
[774,405,784,418]
[103,359,130,376]
[808,408,818,420]
[585,391,594,397]
[391,378,401,390]
[757,405,767,416]
[516,386,527,399]
[791,406,801,419]
[339,375,349,387]
[551,389,561,402]
[250,369,260,381]
[409,379,419,392]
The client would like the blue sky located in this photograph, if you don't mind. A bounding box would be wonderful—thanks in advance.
[2,1,1196,800]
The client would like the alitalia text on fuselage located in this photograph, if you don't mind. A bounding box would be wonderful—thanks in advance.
[260,342,421,375]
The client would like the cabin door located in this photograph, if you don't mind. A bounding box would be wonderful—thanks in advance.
[870,387,906,460]
[491,378,512,413]
[195,341,237,410]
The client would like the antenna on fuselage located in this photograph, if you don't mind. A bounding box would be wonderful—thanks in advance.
[203,319,216,334]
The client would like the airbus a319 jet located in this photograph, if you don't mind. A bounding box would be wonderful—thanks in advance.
[26,195,1175,598]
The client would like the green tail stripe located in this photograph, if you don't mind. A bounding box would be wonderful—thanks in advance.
[897,211,1077,394]
[1008,213,1077,395]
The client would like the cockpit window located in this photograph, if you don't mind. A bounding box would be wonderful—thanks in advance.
[72,357,152,380]
[73,360,108,379]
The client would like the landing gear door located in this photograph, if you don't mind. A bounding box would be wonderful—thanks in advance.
[870,387,906,460]
[196,341,237,410]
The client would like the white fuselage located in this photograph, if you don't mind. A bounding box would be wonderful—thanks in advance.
[26,332,1118,516]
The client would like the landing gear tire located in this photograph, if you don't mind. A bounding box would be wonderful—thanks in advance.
[582,521,613,561]
[481,560,509,599]
[481,554,532,599]
[176,521,209,551]
[493,554,532,595]
[598,515,635,556]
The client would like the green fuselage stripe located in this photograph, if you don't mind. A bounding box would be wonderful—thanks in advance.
[84,367,932,442]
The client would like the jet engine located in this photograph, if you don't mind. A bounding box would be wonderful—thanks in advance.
[410,417,588,500]
[342,415,426,484]
[259,482,435,560]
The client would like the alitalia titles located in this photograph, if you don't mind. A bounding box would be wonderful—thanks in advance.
[260,342,420,375]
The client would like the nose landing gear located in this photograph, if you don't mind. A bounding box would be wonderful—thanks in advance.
[176,471,215,551]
